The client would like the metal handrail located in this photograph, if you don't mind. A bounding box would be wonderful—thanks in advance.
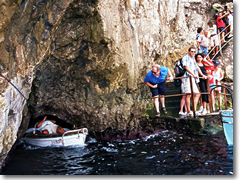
[62,128,88,137]
[209,84,233,105]
[207,24,233,61]
[140,76,233,118]
[61,128,88,145]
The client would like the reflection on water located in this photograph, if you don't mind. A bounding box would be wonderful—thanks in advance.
[1,130,233,175]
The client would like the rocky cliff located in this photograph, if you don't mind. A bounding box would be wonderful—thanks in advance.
[0,0,233,168]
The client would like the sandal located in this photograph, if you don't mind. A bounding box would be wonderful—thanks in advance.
[155,112,160,118]
[162,107,168,115]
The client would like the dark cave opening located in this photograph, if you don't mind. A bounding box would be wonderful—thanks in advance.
[28,114,74,130]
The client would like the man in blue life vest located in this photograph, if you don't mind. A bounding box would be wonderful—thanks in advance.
[144,65,173,117]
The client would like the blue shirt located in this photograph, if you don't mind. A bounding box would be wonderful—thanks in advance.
[182,54,199,83]
[144,66,168,84]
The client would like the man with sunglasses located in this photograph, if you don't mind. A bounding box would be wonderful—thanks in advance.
[181,46,207,117]
[144,65,173,117]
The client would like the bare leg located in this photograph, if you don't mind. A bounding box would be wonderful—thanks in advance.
[159,95,165,108]
[193,94,200,112]
[215,46,219,54]
[42,130,49,134]
[153,96,160,113]
[212,91,215,111]
[184,102,187,113]
[57,126,66,134]
[186,94,192,113]
[212,47,215,55]
[221,32,225,44]
[229,25,233,35]
[202,101,207,109]
[179,95,186,113]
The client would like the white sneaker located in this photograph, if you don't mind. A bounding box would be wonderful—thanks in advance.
[179,112,186,115]
[201,109,207,115]
[187,111,193,117]
[197,106,203,113]
[212,107,216,112]
[195,112,199,117]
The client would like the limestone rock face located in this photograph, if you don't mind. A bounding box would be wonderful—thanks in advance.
[0,0,233,168]
[217,38,233,81]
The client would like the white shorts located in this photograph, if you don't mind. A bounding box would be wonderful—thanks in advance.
[210,35,220,47]
[181,77,199,94]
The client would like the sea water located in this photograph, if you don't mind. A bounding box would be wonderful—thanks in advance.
[1,130,233,175]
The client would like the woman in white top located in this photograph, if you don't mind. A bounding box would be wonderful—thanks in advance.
[212,60,224,111]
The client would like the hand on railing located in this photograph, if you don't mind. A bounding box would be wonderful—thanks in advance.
[201,75,208,80]
[206,75,213,81]
[167,76,174,81]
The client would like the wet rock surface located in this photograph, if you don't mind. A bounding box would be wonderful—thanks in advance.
[94,116,206,141]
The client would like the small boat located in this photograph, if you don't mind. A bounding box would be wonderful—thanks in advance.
[24,128,88,147]
[220,109,233,146]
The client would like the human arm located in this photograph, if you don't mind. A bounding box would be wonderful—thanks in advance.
[167,70,174,81]
[36,116,47,128]
[197,36,201,50]
[144,71,157,88]
[197,41,201,50]
[185,66,199,79]
[197,67,207,79]
[144,81,157,88]
[219,13,228,19]
[202,59,214,67]
[208,26,214,31]
[218,69,224,81]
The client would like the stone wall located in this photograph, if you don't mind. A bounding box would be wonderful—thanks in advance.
[0,0,233,168]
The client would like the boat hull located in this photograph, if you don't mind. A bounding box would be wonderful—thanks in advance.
[220,109,233,146]
[24,128,88,147]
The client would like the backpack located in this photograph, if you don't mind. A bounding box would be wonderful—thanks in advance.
[174,58,186,87]
[174,58,186,77]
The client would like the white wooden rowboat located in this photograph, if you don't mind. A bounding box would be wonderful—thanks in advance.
[24,128,88,147]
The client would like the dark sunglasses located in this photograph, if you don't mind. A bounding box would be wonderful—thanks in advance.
[152,71,157,74]
[191,51,196,53]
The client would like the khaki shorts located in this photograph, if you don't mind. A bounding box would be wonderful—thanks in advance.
[181,77,199,94]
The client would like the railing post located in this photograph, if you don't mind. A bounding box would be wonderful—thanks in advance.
[216,80,221,110]
[223,82,228,109]
[206,78,212,113]
[218,34,223,57]
[189,76,196,118]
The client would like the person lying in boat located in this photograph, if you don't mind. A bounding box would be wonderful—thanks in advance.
[34,116,66,135]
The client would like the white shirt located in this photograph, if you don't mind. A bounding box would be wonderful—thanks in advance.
[208,24,217,35]
[228,14,233,24]
[35,120,58,134]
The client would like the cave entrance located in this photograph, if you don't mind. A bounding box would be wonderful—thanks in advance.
[28,114,74,130]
